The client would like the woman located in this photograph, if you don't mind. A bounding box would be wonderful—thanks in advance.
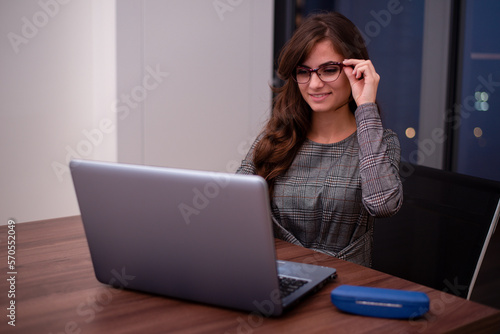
[237,12,402,266]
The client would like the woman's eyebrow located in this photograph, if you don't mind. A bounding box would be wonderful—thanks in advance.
[298,61,340,68]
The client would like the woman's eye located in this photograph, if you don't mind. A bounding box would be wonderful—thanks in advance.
[322,66,340,74]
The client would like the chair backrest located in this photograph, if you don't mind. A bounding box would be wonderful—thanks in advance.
[372,162,500,301]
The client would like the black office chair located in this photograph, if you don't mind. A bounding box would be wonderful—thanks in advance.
[372,162,500,308]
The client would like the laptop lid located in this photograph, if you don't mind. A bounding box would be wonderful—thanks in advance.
[70,159,336,316]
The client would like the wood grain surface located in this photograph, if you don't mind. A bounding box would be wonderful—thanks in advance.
[1,216,499,334]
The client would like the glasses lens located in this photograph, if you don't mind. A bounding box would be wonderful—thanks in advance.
[318,64,342,82]
[295,67,310,84]
[294,64,342,84]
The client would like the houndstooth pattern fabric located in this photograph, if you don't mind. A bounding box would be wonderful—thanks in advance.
[237,103,403,267]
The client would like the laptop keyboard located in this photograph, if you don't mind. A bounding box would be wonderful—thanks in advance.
[278,276,308,298]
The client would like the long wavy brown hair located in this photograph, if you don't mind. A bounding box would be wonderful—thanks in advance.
[253,12,370,197]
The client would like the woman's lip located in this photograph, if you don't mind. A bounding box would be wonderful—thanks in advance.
[309,92,331,101]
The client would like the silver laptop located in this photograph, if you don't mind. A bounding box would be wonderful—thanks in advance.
[70,159,336,316]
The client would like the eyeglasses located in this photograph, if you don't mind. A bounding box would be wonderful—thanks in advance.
[293,62,345,84]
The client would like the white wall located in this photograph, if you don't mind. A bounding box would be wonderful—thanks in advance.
[0,0,274,225]
[116,0,274,172]
[0,0,116,225]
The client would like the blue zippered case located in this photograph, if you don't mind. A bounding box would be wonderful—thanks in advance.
[330,285,430,319]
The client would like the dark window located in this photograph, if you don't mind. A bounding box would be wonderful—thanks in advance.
[453,0,500,181]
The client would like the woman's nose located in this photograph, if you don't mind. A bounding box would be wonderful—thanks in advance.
[308,71,325,88]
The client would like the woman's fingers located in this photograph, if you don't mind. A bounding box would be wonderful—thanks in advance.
[343,59,380,105]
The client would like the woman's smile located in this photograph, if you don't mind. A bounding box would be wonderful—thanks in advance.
[309,92,331,102]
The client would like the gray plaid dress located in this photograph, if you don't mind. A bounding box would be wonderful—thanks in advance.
[237,103,403,266]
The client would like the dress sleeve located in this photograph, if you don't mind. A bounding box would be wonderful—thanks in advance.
[235,136,259,175]
[355,103,403,217]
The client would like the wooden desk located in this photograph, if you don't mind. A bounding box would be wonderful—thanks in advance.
[1,216,499,334]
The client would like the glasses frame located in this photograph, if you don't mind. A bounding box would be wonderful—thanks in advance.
[292,61,345,84]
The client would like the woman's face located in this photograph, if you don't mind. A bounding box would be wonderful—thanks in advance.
[297,40,352,114]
